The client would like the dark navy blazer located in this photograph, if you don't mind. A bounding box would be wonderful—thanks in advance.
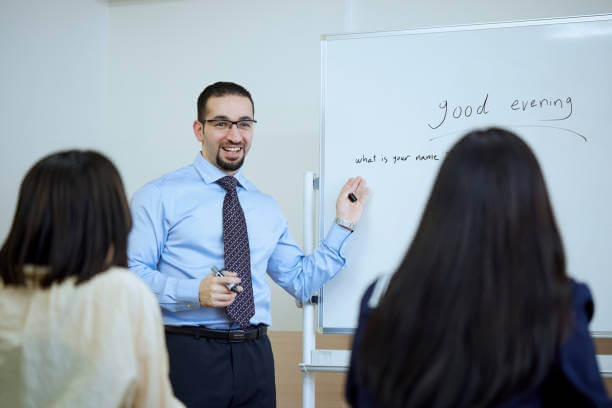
[346,279,612,407]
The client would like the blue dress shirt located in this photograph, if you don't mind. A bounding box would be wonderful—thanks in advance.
[128,153,351,329]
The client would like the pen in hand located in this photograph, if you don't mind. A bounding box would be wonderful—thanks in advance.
[211,265,240,294]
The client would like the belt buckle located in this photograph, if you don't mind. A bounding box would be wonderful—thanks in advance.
[229,329,246,343]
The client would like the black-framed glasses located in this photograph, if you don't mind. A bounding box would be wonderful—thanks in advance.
[201,119,257,131]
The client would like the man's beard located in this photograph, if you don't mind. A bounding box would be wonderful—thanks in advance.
[216,151,245,171]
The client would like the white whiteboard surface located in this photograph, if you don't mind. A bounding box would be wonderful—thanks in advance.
[319,15,612,334]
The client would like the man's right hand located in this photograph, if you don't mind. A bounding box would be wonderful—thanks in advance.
[199,271,242,307]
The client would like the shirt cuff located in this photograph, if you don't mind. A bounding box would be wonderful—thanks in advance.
[175,278,202,310]
[324,222,352,253]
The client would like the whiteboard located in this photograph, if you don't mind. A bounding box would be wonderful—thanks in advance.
[319,15,612,334]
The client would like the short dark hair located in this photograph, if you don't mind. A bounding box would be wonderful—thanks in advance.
[0,150,132,288]
[358,128,572,408]
[196,81,254,121]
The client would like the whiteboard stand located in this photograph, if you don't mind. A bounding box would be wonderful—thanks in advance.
[297,171,351,408]
[598,355,612,378]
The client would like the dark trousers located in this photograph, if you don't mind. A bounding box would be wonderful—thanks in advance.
[165,331,276,408]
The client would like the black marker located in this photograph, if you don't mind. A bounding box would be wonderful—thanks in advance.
[211,265,239,293]
[348,192,358,202]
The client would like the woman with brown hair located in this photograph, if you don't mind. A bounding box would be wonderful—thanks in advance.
[0,151,183,407]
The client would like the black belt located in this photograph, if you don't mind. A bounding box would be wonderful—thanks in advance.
[164,325,267,343]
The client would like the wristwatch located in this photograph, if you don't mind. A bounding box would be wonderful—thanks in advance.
[335,217,356,232]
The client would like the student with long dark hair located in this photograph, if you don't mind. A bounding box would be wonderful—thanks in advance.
[0,151,183,407]
[346,128,612,407]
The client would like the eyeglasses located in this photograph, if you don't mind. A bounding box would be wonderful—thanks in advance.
[201,119,257,131]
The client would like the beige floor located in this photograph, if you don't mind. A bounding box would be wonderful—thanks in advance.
[269,332,612,407]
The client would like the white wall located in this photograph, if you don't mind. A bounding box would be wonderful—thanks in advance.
[2,0,612,330]
[349,0,612,32]
[0,0,109,240]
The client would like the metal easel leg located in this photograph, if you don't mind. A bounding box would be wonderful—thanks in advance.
[302,171,316,408]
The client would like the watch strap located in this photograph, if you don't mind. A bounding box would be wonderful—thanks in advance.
[335,217,356,232]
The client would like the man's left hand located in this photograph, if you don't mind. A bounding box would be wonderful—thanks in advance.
[335,176,369,227]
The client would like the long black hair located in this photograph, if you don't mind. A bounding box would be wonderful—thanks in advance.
[357,128,572,407]
[0,150,132,288]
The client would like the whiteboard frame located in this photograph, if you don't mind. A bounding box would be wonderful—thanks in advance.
[318,13,612,334]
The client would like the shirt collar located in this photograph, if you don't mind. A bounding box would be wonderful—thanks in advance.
[193,152,254,191]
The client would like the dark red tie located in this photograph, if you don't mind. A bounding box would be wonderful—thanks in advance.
[217,176,255,328]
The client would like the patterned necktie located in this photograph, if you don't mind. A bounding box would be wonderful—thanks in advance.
[216,176,255,328]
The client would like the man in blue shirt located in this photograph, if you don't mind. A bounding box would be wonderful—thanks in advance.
[128,81,369,407]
